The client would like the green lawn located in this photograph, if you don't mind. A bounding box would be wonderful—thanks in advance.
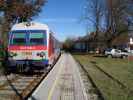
[73,54,133,100]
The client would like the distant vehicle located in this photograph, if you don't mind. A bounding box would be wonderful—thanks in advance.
[120,49,129,58]
[7,22,61,72]
[105,48,129,58]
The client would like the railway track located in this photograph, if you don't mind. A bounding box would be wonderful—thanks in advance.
[90,61,129,89]
[0,53,61,100]
[0,70,48,100]
[75,59,105,100]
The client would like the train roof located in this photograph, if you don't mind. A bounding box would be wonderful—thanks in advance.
[11,22,49,31]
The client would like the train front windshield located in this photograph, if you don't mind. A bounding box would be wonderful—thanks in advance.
[11,32,26,45]
[10,30,47,45]
[29,33,46,45]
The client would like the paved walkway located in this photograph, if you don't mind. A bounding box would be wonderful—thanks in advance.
[29,53,86,100]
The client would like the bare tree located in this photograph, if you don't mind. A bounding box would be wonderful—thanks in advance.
[105,0,130,34]
[83,0,132,48]
[84,0,104,37]
[83,0,105,49]
[99,0,131,47]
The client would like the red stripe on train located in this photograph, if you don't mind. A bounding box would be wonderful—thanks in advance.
[8,46,47,50]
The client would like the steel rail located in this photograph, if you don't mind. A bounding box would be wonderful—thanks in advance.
[75,59,105,100]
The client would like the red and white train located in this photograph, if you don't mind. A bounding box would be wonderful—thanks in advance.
[7,22,61,72]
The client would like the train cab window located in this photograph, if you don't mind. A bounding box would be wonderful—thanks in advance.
[12,33,26,45]
[29,33,46,45]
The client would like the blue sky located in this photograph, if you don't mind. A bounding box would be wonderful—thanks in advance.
[34,0,87,41]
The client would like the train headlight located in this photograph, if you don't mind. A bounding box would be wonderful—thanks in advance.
[40,52,45,57]
[37,52,46,58]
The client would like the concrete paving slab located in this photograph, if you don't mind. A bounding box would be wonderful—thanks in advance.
[29,53,87,100]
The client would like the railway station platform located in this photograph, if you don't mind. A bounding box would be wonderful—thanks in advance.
[28,53,87,100]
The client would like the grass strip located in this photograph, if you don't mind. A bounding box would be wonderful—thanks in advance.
[73,54,133,100]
